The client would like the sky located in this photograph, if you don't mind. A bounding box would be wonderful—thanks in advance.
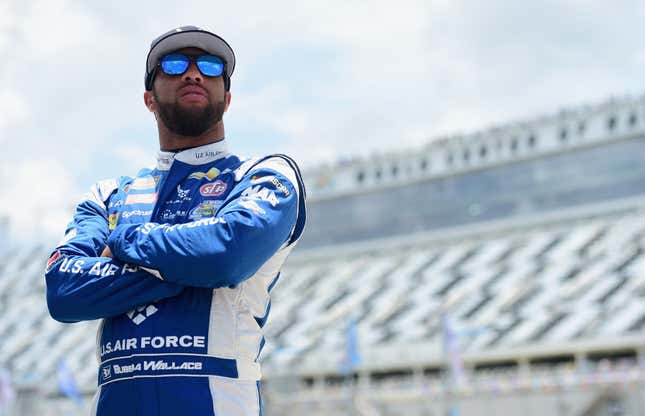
[2,0,645,241]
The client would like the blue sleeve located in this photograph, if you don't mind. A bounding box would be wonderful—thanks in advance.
[106,159,301,289]
[45,180,184,323]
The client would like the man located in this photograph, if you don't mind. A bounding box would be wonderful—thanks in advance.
[44,26,306,416]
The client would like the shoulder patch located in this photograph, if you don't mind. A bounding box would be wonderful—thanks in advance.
[45,250,65,273]
[249,155,304,198]
[239,154,307,246]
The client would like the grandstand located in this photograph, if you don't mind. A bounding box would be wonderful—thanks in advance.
[1,95,645,415]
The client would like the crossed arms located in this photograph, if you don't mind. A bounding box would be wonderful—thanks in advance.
[45,159,300,323]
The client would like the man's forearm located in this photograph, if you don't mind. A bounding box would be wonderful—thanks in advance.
[107,165,300,289]
[46,253,183,323]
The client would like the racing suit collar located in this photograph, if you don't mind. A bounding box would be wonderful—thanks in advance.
[156,139,229,171]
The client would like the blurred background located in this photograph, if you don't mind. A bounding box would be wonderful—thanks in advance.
[1,0,645,415]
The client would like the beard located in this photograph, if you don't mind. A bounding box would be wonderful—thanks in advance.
[153,88,226,137]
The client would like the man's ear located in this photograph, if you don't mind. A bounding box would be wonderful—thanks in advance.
[224,91,232,112]
[144,91,156,112]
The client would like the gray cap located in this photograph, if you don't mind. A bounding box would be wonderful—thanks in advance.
[145,25,235,90]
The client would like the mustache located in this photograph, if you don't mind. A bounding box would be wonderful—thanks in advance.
[177,82,208,96]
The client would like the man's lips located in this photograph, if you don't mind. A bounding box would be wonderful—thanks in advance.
[178,85,208,98]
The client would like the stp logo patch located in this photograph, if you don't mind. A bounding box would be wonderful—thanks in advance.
[200,180,227,197]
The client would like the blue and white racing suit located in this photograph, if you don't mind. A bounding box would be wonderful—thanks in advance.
[44,140,306,415]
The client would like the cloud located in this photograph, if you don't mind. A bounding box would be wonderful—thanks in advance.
[0,158,78,239]
[2,0,645,241]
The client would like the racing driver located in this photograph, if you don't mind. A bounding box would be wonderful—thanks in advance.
[44,26,306,416]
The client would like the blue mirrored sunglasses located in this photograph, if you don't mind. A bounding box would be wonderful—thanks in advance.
[159,53,225,77]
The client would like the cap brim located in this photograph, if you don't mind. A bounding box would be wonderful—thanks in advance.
[146,30,235,78]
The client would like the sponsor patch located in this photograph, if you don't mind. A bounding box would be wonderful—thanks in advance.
[188,167,220,181]
[121,209,152,219]
[102,365,112,380]
[176,185,191,200]
[271,177,291,197]
[100,335,206,357]
[160,209,188,221]
[108,213,119,230]
[130,177,157,190]
[241,185,279,207]
[46,250,64,272]
[200,180,227,197]
[125,193,157,205]
[188,200,222,220]
[127,304,159,325]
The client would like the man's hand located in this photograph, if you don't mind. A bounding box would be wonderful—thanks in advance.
[100,246,113,258]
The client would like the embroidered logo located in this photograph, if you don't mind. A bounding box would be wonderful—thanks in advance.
[188,167,220,181]
[130,177,157,190]
[188,200,222,220]
[126,304,158,325]
[125,193,157,205]
[102,365,112,380]
[177,184,191,200]
[200,180,227,197]
[108,213,119,230]
[46,251,64,273]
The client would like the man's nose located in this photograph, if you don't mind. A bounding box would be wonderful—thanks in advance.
[182,62,202,83]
